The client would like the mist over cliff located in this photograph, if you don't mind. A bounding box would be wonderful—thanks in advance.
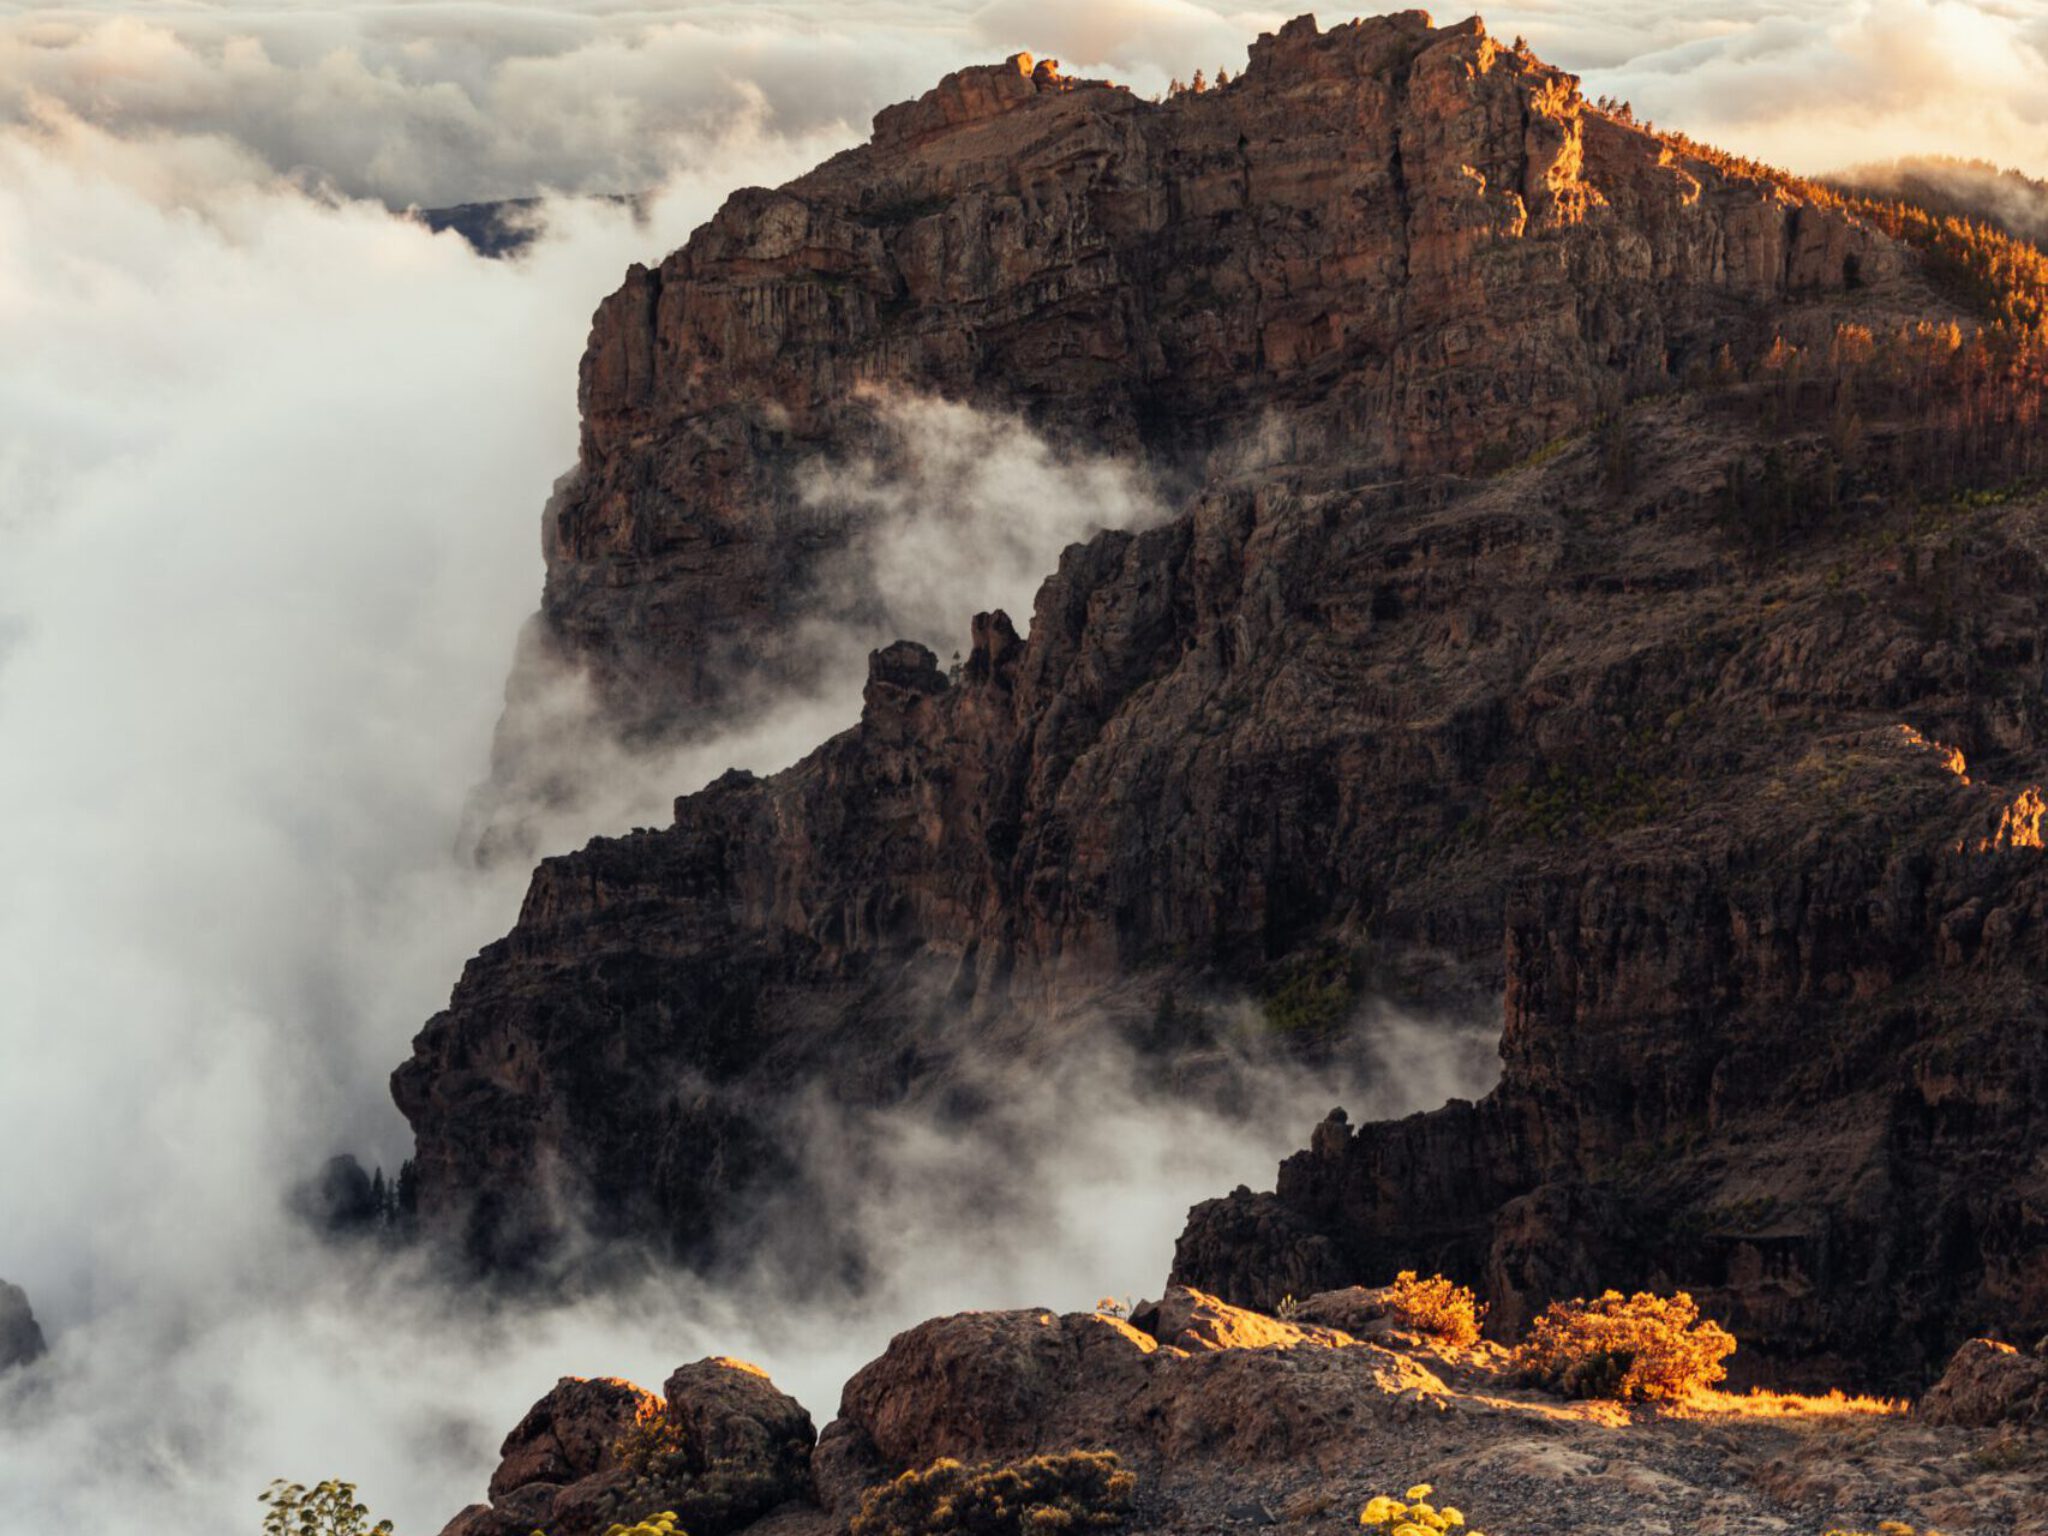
[2,3,2045,1535]
[0,71,1490,1531]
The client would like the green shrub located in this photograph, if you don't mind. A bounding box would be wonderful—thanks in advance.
[603,1413,791,1533]
[259,1479,393,1536]
[1260,947,1358,1041]
[1514,1289,1735,1402]
[850,1450,1136,1536]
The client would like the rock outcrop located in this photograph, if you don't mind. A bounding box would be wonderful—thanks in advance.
[397,10,2048,1386]
[439,1291,2048,1535]
[1921,1337,2048,1429]
[0,1280,45,1372]
[441,1358,814,1536]
[525,12,1890,742]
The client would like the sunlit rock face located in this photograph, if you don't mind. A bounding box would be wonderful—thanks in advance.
[540,12,1887,741]
[398,11,2048,1386]
[437,1292,2048,1535]
[440,1359,814,1536]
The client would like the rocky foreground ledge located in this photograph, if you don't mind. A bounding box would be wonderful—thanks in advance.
[439,1289,2048,1536]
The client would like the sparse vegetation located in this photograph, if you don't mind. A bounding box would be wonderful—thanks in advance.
[1359,1483,1486,1534]
[603,1409,792,1534]
[1260,946,1358,1042]
[1493,764,1666,843]
[1386,1271,1486,1347]
[850,1450,1136,1536]
[259,1480,394,1536]
[1515,1290,1736,1402]
[1273,1293,1305,1322]
[601,1518,688,1536]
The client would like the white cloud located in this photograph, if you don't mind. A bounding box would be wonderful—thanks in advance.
[1487,0,2048,179]
[0,3,2038,1532]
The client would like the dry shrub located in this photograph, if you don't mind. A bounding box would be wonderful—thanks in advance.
[1515,1289,1735,1402]
[605,1409,792,1535]
[851,1449,1136,1536]
[1387,1271,1486,1347]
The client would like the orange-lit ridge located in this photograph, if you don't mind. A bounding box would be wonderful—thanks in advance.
[1896,724,2045,852]
[1897,723,1969,782]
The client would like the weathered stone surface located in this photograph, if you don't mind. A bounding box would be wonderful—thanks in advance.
[487,1376,657,1500]
[440,1360,813,1536]
[442,1291,2048,1536]
[397,11,2046,1389]
[1921,1338,2048,1428]
[0,1280,46,1372]
[1129,1285,1353,1353]
[1168,1188,1347,1314]
[524,9,1889,743]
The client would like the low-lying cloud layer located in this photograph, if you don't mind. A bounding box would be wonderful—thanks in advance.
[0,85,1490,1534]
[1,1,2038,1532]
[2,1,2042,216]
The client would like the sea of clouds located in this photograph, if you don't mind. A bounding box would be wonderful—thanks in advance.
[0,1,2042,1532]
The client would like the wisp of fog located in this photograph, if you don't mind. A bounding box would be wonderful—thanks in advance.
[0,67,1483,1536]
[2,2,2041,1532]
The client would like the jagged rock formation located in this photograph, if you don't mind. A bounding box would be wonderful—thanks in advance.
[437,1291,2048,1535]
[397,10,2048,1383]
[0,1280,45,1372]
[530,11,1888,741]
[1922,1337,2048,1429]
[442,1358,814,1536]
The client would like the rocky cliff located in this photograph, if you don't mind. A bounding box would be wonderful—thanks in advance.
[525,10,1887,741]
[396,11,2048,1385]
[435,1290,2048,1536]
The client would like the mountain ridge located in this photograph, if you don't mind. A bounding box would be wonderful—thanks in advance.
[395,8,2048,1392]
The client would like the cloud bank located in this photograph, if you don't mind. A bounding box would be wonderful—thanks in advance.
[2,1,2041,219]
[1,1,2038,1533]
[0,82,1473,1536]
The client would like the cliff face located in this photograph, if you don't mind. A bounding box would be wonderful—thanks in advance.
[436,1291,2048,1536]
[397,12,2048,1383]
[535,11,1883,738]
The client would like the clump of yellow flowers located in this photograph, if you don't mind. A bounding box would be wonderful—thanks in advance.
[1359,1483,1485,1535]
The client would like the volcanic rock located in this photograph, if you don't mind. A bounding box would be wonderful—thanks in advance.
[397,10,2048,1386]
[443,1290,2048,1535]
[0,1280,46,1371]
[441,1358,814,1536]
[518,8,1891,744]
[1921,1337,2048,1428]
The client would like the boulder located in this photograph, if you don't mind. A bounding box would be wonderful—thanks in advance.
[1921,1338,2048,1428]
[439,1358,814,1536]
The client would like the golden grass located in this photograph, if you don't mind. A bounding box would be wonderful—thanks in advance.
[1679,1386,1908,1419]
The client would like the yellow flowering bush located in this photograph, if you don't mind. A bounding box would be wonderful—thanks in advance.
[1359,1482,1485,1535]
[1386,1272,1486,1347]
[1514,1289,1735,1402]
[601,1517,686,1536]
